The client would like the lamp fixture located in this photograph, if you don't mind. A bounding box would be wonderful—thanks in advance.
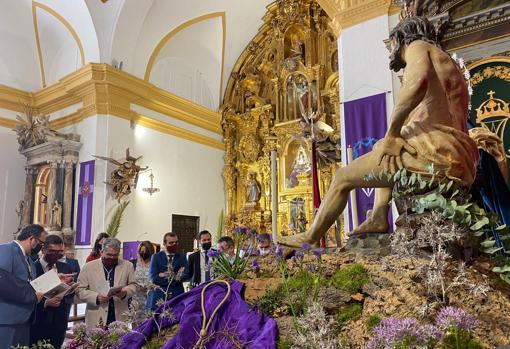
[142,170,160,196]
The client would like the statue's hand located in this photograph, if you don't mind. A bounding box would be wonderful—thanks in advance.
[377,136,416,174]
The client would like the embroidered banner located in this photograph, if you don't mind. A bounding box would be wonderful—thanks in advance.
[75,160,95,246]
[344,93,390,231]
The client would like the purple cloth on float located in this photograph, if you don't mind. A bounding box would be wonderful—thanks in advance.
[344,93,392,231]
[76,160,95,246]
[120,280,277,349]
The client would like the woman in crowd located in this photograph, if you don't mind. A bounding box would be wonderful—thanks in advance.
[131,240,155,325]
[85,232,109,263]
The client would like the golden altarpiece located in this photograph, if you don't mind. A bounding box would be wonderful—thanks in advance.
[221,0,341,240]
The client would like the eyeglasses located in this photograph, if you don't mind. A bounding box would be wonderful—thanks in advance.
[34,237,45,245]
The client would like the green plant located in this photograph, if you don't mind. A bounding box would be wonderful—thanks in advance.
[255,285,286,315]
[277,338,294,349]
[366,314,382,331]
[216,209,224,238]
[12,341,54,349]
[106,200,130,237]
[336,303,362,327]
[441,328,481,349]
[492,263,510,285]
[330,264,369,293]
[209,226,258,279]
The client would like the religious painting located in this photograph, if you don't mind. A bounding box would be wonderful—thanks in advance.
[469,58,510,188]
[284,25,306,62]
[284,140,311,189]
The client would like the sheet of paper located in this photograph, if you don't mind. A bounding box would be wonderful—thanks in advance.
[30,268,60,293]
[53,282,78,299]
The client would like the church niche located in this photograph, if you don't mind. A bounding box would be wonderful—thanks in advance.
[221,0,341,239]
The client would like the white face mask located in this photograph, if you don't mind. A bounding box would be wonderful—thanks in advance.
[259,248,271,256]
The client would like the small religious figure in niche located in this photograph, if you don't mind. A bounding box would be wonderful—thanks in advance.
[293,145,311,174]
[15,200,24,231]
[289,33,304,60]
[246,172,262,203]
[51,201,62,228]
[296,209,308,233]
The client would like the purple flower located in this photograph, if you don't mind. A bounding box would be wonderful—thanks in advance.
[233,226,249,236]
[301,243,312,251]
[291,256,297,263]
[436,306,477,332]
[275,246,283,256]
[72,322,88,336]
[295,251,305,259]
[252,259,260,273]
[307,264,317,272]
[312,248,323,260]
[367,317,442,348]
[207,250,220,258]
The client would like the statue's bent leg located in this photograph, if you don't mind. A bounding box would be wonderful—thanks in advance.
[348,187,392,235]
[279,149,393,247]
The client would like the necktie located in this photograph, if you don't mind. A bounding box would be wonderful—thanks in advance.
[26,257,33,281]
[204,253,211,282]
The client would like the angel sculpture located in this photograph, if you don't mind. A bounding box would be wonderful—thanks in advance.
[13,104,59,151]
[94,148,148,202]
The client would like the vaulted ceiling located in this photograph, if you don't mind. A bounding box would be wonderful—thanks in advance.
[0,0,274,110]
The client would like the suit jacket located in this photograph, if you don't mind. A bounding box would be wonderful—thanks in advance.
[0,241,37,325]
[76,258,137,327]
[30,260,74,346]
[147,251,188,309]
[63,258,80,282]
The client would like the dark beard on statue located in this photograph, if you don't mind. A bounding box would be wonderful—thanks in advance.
[389,49,406,72]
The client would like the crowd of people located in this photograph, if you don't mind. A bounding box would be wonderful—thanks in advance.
[0,225,274,349]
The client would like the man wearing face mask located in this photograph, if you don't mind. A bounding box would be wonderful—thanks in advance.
[188,230,214,288]
[0,224,46,349]
[76,238,137,327]
[30,235,74,348]
[148,232,188,310]
[257,233,273,256]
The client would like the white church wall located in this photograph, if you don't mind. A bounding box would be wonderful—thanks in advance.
[0,128,26,243]
[103,116,225,246]
[338,14,395,234]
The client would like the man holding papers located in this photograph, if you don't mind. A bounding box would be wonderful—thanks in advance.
[0,224,46,349]
[76,238,137,327]
[30,235,75,348]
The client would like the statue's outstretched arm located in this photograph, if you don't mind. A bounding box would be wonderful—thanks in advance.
[387,43,431,137]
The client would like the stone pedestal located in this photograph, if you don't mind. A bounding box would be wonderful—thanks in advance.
[345,233,391,257]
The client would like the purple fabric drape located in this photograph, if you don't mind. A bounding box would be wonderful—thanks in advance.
[344,93,390,231]
[123,241,140,261]
[75,160,95,246]
[120,280,277,349]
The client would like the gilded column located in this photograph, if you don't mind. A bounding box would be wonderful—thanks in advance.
[46,161,58,226]
[22,166,37,225]
[63,161,74,229]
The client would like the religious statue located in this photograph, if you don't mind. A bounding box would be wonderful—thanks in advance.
[94,148,148,202]
[13,104,60,151]
[246,172,262,203]
[15,200,24,230]
[280,9,479,247]
[51,201,62,228]
[293,145,311,174]
[296,210,308,233]
[289,33,304,60]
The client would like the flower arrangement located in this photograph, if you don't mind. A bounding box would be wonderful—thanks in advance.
[63,321,130,349]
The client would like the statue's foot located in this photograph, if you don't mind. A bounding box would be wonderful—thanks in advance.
[278,232,319,248]
[348,216,389,237]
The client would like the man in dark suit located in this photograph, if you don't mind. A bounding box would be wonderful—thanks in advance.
[61,248,81,282]
[148,232,188,310]
[188,230,213,288]
[30,235,75,348]
[0,224,46,349]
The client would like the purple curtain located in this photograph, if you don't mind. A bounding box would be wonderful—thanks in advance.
[75,160,95,246]
[123,241,140,260]
[344,93,390,231]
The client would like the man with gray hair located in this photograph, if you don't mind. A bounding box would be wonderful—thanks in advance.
[76,238,137,327]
